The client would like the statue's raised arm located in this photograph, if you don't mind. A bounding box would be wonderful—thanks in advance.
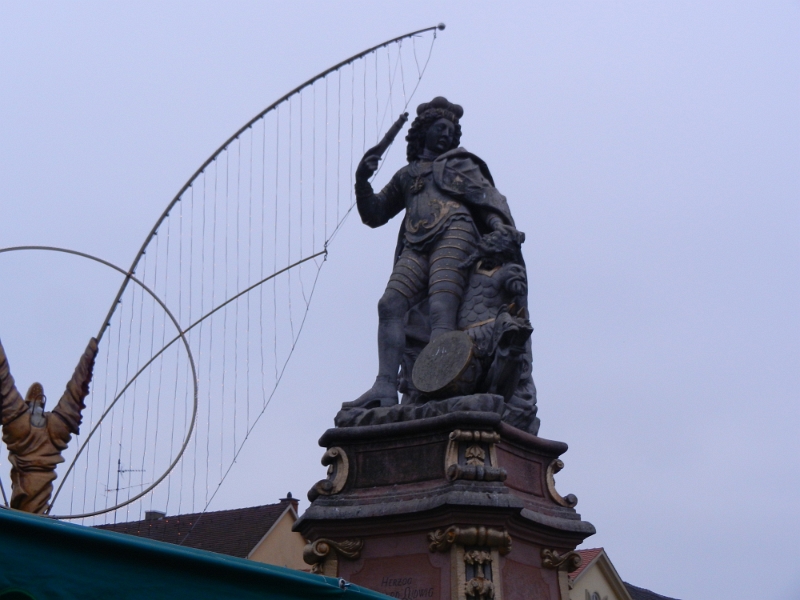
[0,338,28,428]
[355,112,409,229]
[52,337,98,435]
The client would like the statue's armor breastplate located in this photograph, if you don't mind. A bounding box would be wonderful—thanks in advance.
[404,160,471,246]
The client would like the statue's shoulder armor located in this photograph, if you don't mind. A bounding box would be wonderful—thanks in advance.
[438,147,495,186]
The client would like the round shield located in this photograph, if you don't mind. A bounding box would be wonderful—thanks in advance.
[412,330,474,395]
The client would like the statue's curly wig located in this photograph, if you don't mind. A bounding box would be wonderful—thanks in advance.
[405,97,463,162]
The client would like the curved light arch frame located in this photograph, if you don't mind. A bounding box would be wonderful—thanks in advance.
[0,245,199,520]
[0,24,444,520]
[95,24,445,345]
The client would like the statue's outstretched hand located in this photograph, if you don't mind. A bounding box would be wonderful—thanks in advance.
[356,154,380,183]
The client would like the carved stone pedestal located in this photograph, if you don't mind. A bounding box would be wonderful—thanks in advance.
[294,411,594,600]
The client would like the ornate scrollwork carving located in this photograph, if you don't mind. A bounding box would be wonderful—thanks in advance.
[460,546,499,600]
[307,446,349,501]
[546,458,578,508]
[541,548,582,572]
[445,430,505,483]
[428,526,511,556]
[303,538,363,574]
[428,525,459,551]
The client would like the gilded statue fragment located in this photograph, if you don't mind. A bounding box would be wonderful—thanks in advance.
[0,337,98,513]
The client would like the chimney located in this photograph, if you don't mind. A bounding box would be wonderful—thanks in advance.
[145,510,166,521]
[280,491,299,513]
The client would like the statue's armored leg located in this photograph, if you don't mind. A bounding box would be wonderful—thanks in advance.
[428,220,479,340]
[429,292,461,338]
[345,250,427,409]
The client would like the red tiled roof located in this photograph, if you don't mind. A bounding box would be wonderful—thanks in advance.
[569,547,604,579]
[95,499,295,558]
[569,548,681,600]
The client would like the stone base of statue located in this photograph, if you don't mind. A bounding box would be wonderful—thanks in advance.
[294,402,594,600]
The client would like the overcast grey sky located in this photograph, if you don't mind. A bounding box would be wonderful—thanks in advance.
[1,2,798,598]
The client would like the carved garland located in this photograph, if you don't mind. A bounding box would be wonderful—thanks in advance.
[464,550,495,600]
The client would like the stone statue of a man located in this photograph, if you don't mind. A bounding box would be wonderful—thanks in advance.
[349,97,523,409]
[0,337,97,513]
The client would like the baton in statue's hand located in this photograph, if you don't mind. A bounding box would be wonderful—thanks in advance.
[356,112,409,181]
[369,112,409,158]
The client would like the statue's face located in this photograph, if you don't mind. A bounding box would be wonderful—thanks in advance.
[423,118,455,155]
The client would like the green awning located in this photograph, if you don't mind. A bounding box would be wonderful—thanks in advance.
[0,508,388,600]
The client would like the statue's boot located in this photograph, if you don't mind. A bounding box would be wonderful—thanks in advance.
[342,376,397,409]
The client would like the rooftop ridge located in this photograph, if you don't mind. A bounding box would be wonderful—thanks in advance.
[96,499,293,528]
[94,500,296,559]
